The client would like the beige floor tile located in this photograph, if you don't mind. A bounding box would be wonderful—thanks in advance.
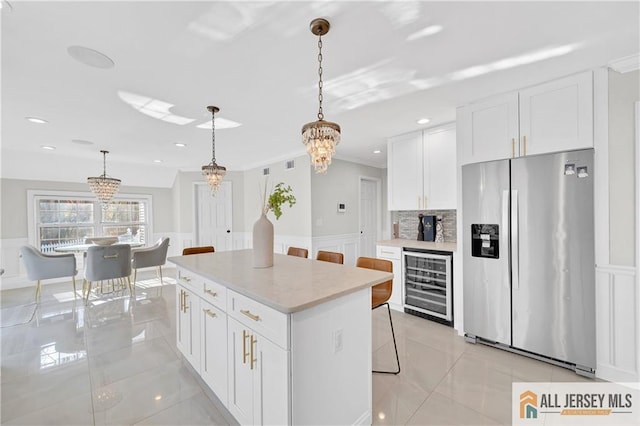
[133,391,230,425]
[406,391,503,425]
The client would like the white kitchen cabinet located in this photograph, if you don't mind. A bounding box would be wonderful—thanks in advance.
[458,71,593,165]
[200,300,228,405]
[388,123,457,211]
[227,316,289,426]
[387,131,422,211]
[376,245,403,311]
[176,284,200,370]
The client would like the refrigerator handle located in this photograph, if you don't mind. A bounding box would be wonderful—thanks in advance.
[511,190,520,290]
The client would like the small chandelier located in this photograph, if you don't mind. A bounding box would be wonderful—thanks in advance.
[302,18,341,174]
[87,150,121,206]
[201,105,226,194]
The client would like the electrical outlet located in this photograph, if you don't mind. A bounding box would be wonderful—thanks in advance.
[333,328,343,353]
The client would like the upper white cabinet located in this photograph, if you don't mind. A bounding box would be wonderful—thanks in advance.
[458,71,593,164]
[388,123,457,211]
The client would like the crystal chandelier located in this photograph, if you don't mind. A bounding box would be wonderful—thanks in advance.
[302,18,341,174]
[201,105,227,194]
[87,150,121,206]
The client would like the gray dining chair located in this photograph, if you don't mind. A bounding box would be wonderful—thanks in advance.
[131,237,170,287]
[19,245,78,302]
[84,244,132,302]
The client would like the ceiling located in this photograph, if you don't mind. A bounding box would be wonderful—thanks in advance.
[2,1,639,187]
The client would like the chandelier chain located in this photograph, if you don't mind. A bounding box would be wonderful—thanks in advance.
[317,35,324,121]
[102,151,107,177]
[211,109,216,163]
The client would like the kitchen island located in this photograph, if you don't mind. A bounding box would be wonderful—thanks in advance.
[168,249,393,426]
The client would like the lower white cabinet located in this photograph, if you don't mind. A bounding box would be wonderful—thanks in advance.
[177,285,200,370]
[227,317,289,425]
[175,267,372,425]
[200,300,228,405]
[376,245,403,311]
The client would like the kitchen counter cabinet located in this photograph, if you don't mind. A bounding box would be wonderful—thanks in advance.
[168,250,392,426]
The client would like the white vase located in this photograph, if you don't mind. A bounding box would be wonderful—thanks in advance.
[252,213,274,268]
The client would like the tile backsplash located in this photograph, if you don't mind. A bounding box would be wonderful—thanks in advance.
[393,210,457,242]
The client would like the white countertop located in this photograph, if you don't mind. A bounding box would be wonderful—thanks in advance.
[168,249,392,314]
[377,239,457,252]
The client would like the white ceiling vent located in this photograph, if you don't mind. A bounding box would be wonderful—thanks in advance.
[263,167,270,176]
[285,159,295,170]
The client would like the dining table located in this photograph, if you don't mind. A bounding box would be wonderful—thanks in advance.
[54,241,145,253]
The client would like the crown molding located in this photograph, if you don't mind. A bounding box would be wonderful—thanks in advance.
[608,53,640,74]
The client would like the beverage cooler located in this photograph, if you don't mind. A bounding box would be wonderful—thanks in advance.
[403,249,453,326]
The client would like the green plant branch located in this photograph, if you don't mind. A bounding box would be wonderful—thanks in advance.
[264,182,296,220]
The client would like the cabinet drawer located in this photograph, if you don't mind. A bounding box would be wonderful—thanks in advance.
[176,267,199,292]
[201,278,227,312]
[377,245,401,260]
[227,289,289,349]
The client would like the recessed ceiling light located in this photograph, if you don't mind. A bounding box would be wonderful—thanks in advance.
[26,117,48,124]
[71,139,94,145]
[174,143,186,148]
[153,159,163,163]
[41,145,56,150]
[373,150,381,154]
[67,45,114,69]
[417,118,430,124]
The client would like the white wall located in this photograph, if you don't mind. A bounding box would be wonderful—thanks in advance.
[242,155,312,238]
[310,159,386,237]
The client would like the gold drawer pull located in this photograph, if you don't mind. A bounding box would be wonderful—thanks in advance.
[204,289,217,297]
[381,250,395,255]
[250,335,257,370]
[240,309,261,322]
[183,292,189,311]
[242,330,249,364]
[203,308,216,318]
[103,254,119,259]
[522,135,527,156]
[181,276,191,282]
[511,138,515,158]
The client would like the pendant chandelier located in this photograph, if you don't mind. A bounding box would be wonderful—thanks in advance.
[87,150,121,206]
[201,105,227,194]
[302,18,341,174]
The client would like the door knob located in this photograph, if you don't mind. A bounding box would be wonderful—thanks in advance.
[226,230,231,233]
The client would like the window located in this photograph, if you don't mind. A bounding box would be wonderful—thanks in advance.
[29,191,152,252]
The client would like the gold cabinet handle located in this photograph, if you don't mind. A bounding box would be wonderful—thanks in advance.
[203,308,216,318]
[103,254,119,259]
[240,309,261,322]
[417,196,421,209]
[250,335,257,370]
[180,276,191,282]
[179,290,185,312]
[424,196,428,210]
[204,288,217,297]
[522,135,527,156]
[511,138,515,158]
[380,250,395,255]
[183,292,189,312]
[242,330,249,364]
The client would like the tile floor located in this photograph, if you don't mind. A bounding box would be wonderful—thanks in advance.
[1,270,594,425]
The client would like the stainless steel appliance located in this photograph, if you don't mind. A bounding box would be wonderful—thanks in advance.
[403,249,453,326]
[462,149,595,376]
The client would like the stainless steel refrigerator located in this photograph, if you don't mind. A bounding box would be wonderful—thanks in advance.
[462,149,595,376]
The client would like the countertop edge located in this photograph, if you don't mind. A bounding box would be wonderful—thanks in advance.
[168,256,392,314]
[377,239,457,252]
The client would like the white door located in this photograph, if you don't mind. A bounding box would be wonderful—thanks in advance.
[195,181,233,251]
[359,178,379,258]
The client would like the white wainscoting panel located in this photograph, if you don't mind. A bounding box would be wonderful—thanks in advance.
[596,265,638,382]
[312,234,360,266]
